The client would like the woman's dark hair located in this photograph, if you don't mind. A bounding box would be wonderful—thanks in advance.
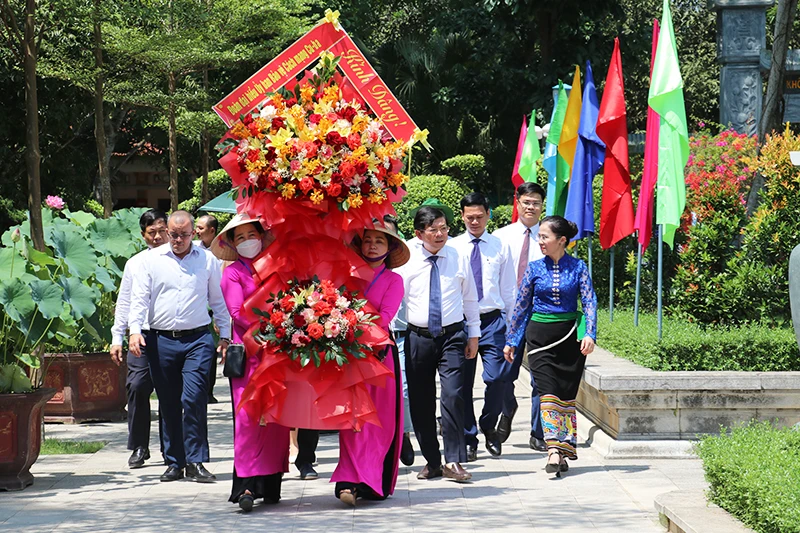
[413,206,445,231]
[516,182,545,200]
[540,215,578,242]
[460,192,489,212]
[226,221,264,242]
[139,209,167,232]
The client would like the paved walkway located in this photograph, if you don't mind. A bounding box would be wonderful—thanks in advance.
[1,362,708,532]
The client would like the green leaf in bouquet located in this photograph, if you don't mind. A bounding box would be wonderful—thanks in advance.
[58,277,98,319]
[51,227,98,278]
[311,351,321,367]
[29,279,65,319]
[88,218,136,258]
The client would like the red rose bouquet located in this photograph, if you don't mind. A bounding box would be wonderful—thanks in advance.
[253,277,379,367]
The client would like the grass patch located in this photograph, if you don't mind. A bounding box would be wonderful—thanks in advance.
[697,422,800,533]
[597,309,799,371]
[40,439,106,455]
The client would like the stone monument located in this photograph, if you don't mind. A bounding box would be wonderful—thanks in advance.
[790,244,800,350]
[711,0,773,135]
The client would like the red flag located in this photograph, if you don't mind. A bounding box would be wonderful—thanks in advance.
[596,38,634,250]
[635,20,661,250]
[511,116,528,223]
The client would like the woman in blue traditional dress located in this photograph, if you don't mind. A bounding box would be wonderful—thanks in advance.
[503,215,597,475]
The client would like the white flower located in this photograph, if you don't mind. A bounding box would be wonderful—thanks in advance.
[260,105,277,120]
[336,296,350,309]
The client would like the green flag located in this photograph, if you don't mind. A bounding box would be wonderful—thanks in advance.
[544,83,570,216]
[648,0,688,248]
[518,110,541,183]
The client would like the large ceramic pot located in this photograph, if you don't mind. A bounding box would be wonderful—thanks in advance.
[43,352,127,424]
[0,387,56,491]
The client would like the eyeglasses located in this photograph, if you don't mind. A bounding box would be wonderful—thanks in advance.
[519,201,543,209]
[168,232,194,240]
[424,225,449,236]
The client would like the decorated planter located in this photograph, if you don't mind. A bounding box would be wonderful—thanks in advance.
[0,387,56,491]
[43,353,127,424]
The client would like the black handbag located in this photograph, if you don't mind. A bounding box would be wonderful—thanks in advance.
[223,343,246,378]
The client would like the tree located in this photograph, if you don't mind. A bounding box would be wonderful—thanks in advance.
[1,0,45,250]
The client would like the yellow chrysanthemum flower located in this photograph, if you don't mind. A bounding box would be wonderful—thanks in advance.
[300,84,315,105]
[231,123,249,139]
[351,115,369,133]
[368,191,386,204]
[347,193,363,208]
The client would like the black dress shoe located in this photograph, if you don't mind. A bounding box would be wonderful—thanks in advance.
[185,462,217,483]
[496,407,517,443]
[400,433,415,466]
[128,447,150,469]
[484,430,502,457]
[298,463,318,480]
[160,466,184,482]
[208,395,219,404]
[466,445,478,462]
[529,436,547,452]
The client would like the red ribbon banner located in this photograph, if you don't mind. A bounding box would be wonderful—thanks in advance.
[214,20,419,143]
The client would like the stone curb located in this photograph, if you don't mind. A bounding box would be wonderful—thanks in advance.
[654,490,755,533]
[576,412,697,459]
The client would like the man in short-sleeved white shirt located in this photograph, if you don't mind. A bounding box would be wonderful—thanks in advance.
[492,181,547,452]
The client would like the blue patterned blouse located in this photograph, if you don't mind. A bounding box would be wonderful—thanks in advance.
[505,253,597,347]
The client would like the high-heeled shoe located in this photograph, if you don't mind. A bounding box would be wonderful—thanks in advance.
[339,488,357,507]
[238,492,254,512]
[545,450,561,474]
[559,457,569,473]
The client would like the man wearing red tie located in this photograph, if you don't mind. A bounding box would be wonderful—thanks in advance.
[492,182,547,452]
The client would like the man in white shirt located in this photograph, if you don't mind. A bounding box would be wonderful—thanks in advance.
[194,214,218,250]
[395,206,480,482]
[128,210,232,483]
[193,214,222,404]
[452,192,516,460]
[110,209,168,469]
[492,182,547,452]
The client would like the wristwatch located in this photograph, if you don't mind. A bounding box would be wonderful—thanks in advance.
[220,337,231,343]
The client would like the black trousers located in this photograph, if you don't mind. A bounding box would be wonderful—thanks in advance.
[295,429,319,466]
[126,350,155,451]
[405,327,468,466]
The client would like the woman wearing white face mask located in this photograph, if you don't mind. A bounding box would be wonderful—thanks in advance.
[211,213,289,512]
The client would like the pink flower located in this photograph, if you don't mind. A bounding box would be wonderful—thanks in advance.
[716,141,728,147]
[290,159,302,172]
[45,195,65,210]
[697,121,706,128]
[324,320,341,338]
[291,331,309,347]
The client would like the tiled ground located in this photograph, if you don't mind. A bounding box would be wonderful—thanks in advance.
[1,362,707,532]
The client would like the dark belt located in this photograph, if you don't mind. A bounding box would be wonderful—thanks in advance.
[407,321,465,339]
[149,325,208,339]
[480,309,502,321]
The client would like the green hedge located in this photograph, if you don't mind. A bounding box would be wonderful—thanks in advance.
[696,422,800,533]
[597,309,799,371]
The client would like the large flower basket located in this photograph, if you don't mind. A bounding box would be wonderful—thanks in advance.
[214,15,424,431]
[0,388,56,491]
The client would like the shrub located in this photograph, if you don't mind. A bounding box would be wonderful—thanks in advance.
[597,309,799,371]
[439,154,486,189]
[178,169,232,214]
[696,421,800,533]
[670,129,757,324]
[395,174,469,238]
[486,204,512,233]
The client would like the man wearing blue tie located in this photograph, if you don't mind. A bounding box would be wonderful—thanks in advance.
[395,206,480,483]
[452,192,516,461]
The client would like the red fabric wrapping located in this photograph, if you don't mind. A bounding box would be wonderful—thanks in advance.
[238,309,393,431]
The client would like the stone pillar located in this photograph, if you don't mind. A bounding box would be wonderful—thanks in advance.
[790,244,800,351]
[711,0,773,136]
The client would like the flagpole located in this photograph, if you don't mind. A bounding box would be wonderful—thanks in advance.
[588,234,593,279]
[657,224,664,340]
[634,241,643,326]
[609,247,615,322]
